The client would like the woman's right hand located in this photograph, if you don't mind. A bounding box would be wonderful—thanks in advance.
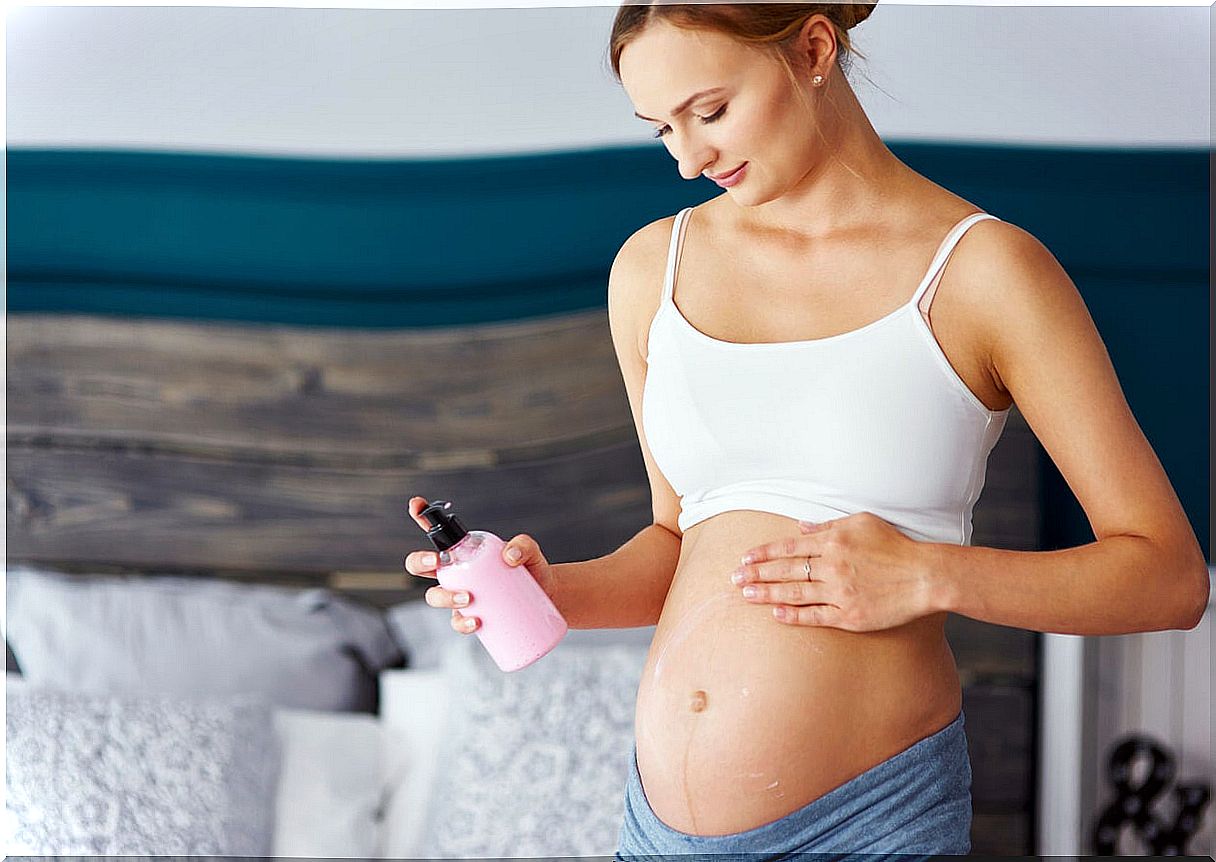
[403,495,558,635]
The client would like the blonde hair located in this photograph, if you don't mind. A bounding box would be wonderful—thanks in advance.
[608,2,876,105]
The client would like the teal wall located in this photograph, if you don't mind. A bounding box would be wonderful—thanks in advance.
[7,144,1208,561]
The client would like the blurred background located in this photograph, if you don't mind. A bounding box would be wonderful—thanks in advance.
[4,2,1210,858]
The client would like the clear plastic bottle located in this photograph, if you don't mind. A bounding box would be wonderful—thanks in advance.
[417,499,568,672]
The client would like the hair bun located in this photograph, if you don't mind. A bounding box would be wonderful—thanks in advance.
[840,0,878,30]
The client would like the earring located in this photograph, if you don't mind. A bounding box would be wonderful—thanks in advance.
[812,75,824,86]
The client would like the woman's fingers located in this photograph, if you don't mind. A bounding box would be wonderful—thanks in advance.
[425,584,471,607]
[502,533,535,566]
[407,496,432,530]
[405,495,478,634]
[405,497,441,580]
[451,610,479,633]
[404,549,440,578]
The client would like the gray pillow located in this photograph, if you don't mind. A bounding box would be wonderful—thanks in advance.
[6,566,404,712]
[5,683,280,855]
[386,597,655,670]
[415,634,647,858]
[385,598,464,670]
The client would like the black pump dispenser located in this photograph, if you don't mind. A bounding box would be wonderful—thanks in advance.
[418,499,470,553]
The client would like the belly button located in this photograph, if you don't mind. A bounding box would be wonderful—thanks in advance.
[689,689,708,713]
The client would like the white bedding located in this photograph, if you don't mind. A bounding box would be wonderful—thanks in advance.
[5,671,392,858]
[6,625,655,858]
[376,668,450,857]
[272,705,388,858]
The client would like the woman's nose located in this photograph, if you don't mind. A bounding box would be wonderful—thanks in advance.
[678,150,715,181]
[665,131,715,181]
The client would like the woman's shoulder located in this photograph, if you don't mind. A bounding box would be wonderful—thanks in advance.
[613,213,679,291]
[617,206,690,255]
[613,203,706,294]
[926,195,1037,301]
[609,211,686,359]
[893,180,1028,292]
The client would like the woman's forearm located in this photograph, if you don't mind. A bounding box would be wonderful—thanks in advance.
[549,523,681,629]
[924,534,1209,635]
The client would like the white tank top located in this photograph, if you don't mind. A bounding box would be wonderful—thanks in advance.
[641,207,1011,544]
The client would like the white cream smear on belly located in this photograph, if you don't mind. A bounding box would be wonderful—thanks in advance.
[637,588,811,830]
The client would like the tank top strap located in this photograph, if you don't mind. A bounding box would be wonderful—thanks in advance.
[662,207,695,304]
[909,211,1002,314]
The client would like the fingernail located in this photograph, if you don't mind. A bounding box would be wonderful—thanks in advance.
[731,572,744,586]
[505,546,521,563]
[453,591,469,607]
[462,617,477,630]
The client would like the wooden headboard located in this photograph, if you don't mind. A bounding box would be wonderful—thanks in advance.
[6,308,660,609]
[4,146,695,609]
[6,304,1042,606]
[4,304,1045,645]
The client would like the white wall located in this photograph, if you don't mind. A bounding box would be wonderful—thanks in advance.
[4,3,1209,156]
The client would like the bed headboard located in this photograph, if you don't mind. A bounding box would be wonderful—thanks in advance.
[6,308,660,608]
[7,319,1043,611]
[5,146,1043,612]
[5,146,694,608]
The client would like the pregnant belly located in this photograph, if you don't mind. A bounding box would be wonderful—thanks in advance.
[633,510,963,837]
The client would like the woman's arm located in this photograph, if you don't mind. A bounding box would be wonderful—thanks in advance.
[550,523,680,629]
[548,219,686,630]
[922,222,1209,635]
[924,538,1207,635]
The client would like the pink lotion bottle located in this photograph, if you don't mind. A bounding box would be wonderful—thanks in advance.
[417,499,568,672]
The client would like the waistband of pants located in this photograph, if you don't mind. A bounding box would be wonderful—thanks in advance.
[618,709,971,856]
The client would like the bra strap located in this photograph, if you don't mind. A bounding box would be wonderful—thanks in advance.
[910,212,1001,314]
[663,207,694,304]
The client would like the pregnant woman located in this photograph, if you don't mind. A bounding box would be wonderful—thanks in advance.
[407,1,1209,856]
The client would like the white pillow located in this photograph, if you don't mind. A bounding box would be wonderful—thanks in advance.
[271,708,387,858]
[374,626,657,857]
[375,665,452,857]
[377,635,648,858]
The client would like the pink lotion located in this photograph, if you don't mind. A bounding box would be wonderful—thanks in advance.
[417,499,568,671]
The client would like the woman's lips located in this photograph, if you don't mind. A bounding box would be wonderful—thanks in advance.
[710,163,747,187]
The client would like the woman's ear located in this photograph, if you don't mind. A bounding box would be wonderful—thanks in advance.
[795,13,838,78]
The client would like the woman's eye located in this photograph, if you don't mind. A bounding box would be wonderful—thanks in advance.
[653,105,728,139]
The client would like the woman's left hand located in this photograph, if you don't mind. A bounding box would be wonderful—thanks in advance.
[733,511,939,632]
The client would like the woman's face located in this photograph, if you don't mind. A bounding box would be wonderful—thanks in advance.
[619,21,823,200]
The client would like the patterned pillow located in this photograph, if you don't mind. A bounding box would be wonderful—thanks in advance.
[5,684,281,855]
[416,636,648,858]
